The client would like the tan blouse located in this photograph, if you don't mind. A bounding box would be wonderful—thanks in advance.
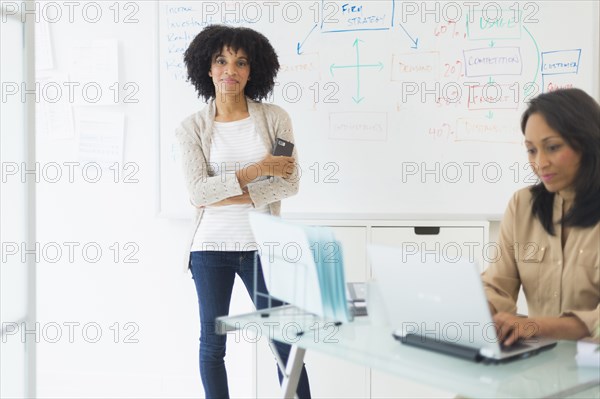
[482,187,600,334]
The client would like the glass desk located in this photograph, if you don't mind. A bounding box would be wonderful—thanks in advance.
[217,306,600,399]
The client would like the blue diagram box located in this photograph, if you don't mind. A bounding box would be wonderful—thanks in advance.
[541,49,581,75]
[320,0,394,33]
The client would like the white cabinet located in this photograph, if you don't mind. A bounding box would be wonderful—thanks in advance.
[333,226,368,282]
[371,224,488,272]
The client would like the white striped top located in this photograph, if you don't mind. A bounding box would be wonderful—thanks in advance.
[191,116,269,252]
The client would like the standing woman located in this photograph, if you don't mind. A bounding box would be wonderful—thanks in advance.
[176,25,311,398]
[482,88,600,345]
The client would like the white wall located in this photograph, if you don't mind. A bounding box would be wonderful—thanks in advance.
[1,10,29,399]
[29,2,257,397]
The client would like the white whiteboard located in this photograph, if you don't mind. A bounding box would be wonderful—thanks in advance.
[158,1,599,218]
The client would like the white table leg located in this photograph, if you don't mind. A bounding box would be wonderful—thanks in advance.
[280,345,306,399]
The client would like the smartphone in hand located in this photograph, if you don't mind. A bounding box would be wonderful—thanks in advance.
[272,138,294,157]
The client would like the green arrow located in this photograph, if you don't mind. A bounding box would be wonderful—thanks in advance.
[523,26,540,96]
[329,39,384,102]
[353,39,364,103]
[330,62,384,71]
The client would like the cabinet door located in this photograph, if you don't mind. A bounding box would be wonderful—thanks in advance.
[255,226,369,398]
[332,226,368,282]
[370,225,485,398]
[371,226,486,272]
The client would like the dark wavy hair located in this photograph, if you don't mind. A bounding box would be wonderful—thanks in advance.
[183,25,279,101]
[520,88,600,235]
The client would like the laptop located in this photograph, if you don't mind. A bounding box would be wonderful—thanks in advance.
[368,244,556,363]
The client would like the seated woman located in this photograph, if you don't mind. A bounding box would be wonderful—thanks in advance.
[482,88,600,346]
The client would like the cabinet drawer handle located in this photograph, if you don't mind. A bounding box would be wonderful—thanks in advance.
[414,227,440,235]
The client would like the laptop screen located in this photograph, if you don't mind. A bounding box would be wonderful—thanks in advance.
[368,244,502,357]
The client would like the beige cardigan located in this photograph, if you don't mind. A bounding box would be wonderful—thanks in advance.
[175,98,300,271]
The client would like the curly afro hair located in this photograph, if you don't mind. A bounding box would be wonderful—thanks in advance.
[184,25,280,102]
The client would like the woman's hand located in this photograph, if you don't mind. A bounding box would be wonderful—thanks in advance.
[258,154,296,178]
[235,154,296,188]
[493,312,539,346]
[493,312,590,346]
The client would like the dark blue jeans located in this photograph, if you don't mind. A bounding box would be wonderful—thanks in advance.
[190,251,311,399]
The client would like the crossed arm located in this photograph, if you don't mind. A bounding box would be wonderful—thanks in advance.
[202,154,295,207]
